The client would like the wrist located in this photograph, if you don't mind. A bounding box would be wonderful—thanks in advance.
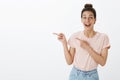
[87,46,93,53]
[62,42,67,46]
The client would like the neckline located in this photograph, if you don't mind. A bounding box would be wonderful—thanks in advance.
[82,31,98,39]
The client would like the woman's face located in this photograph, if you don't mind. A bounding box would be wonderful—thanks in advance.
[81,11,96,31]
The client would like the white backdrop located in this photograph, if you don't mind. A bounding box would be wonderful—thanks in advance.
[0,0,119,80]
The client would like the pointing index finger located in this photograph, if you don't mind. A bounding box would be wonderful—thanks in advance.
[53,33,59,36]
[76,38,82,41]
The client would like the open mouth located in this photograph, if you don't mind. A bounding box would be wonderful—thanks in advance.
[84,24,91,27]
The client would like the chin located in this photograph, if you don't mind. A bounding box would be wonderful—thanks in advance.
[85,28,92,31]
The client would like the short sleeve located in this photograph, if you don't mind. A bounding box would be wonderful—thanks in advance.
[102,34,111,49]
[68,34,76,48]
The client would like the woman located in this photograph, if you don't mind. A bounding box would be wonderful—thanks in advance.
[53,3,110,80]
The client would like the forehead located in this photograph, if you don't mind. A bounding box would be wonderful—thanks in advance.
[82,11,94,16]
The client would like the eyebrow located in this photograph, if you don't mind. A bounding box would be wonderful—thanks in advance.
[82,14,94,17]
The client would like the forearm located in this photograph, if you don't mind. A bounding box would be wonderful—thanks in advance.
[62,43,73,65]
[87,47,106,66]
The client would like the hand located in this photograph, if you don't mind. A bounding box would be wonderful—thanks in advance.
[53,33,67,44]
[76,38,90,50]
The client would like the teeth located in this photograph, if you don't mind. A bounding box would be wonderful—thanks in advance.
[85,24,90,27]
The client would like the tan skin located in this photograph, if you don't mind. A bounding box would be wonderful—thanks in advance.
[53,11,110,66]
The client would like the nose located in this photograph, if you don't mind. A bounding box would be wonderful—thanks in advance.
[84,18,90,24]
[85,18,90,22]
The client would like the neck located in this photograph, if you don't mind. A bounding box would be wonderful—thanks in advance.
[84,30,96,38]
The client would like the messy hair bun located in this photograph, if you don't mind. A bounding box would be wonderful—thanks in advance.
[84,4,93,8]
[81,3,96,19]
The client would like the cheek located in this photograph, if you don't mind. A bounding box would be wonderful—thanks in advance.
[81,20,84,23]
[91,20,96,24]
[81,19,86,23]
[81,19,83,23]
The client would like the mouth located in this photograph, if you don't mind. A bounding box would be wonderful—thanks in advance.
[84,24,91,27]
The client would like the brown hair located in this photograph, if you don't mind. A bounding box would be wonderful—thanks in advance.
[81,4,96,19]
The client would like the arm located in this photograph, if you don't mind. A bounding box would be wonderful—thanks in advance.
[87,46,109,66]
[76,38,109,66]
[53,33,75,65]
[63,43,75,65]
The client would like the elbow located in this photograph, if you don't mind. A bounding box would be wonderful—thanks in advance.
[100,64,105,66]
[99,58,107,66]
[66,60,73,65]
[100,62,106,66]
[67,63,72,65]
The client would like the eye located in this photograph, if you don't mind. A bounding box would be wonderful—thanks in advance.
[89,16,94,19]
[82,17,86,19]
